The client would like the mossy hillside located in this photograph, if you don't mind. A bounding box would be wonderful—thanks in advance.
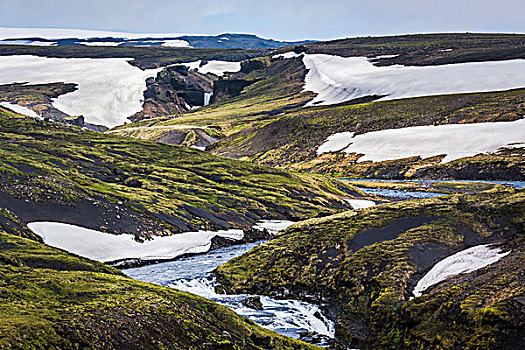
[392,235,525,350]
[212,88,525,163]
[109,56,313,141]
[0,208,320,350]
[0,106,25,120]
[216,189,525,348]
[0,113,361,238]
[209,89,525,179]
[0,82,77,105]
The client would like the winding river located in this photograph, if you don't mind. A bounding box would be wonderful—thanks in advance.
[124,221,336,345]
[27,180,523,346]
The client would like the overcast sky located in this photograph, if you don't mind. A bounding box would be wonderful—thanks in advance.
[1,0,523,41]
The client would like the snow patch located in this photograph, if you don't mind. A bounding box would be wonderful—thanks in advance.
[345,199,376,209]
[412,244,510,298]
[316,119,525,163]
[80,41,123,47]
[0,55,162,127]
[178,60,241,76]
[160,39,190,47]
[369,54,399,59]
[198,60,241,76]
[27,221,245,263]
[273,52,302,59]
[300,54,525,106]
[0,39,57,46]
[0,102,41,119]
[252,220,295,234]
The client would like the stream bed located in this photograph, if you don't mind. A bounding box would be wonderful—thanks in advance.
[124,221,335,345]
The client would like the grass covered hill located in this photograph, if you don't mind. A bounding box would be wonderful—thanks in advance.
[0,110,363,240]
[209,89,525,180]
[216,189,525,349]
[0,206,320,350]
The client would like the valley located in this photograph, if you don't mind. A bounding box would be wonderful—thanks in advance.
[0,29,524,350]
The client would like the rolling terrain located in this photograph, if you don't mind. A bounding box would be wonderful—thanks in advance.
[0,109,360,238]
[108,33,525,180]
[0,31,524,349]
[217,189,525,349]
[0,207,320,350]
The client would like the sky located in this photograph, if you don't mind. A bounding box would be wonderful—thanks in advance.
[0,0,523,41]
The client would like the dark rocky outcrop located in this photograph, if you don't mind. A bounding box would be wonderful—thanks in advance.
[130,65,216,121]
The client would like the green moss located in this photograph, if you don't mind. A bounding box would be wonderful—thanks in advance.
[217,190,525,348]
[0,211,320,349]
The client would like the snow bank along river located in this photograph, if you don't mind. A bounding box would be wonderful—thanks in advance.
[27,221,244,264]
[27,220,335,344]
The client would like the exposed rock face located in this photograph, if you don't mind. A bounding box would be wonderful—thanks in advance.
[131,65,216,122]
[212,78,256,103]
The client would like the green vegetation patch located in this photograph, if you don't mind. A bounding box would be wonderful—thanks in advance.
[0,208,319,350]
[217,189,525,349]
[0,113,359,238]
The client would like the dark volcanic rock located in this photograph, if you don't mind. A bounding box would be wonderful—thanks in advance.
[242,296,264,310]
[131,65,216,122]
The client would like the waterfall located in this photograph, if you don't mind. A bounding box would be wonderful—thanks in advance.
[204,92,213,106]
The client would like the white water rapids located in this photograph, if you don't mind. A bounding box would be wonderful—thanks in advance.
[124,220,336,345]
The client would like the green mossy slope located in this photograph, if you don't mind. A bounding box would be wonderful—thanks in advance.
[0,113,360,239]
[210,89,525,180]
[217,189,525,349]
[0,207,319,350]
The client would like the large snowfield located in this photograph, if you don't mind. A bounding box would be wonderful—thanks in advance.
[299,54,525,106]
[317,118,525,163]
[0,55,162,127]
[412,244,510,297]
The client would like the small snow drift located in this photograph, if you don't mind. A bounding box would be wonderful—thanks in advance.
[345,199,376,209]
[272,52,302,59]
[27,221,244,263]
[0,102,41,119]
[178,60,242,76]
[317,118,525,163]
[297,54,525,106]
[0,55,162,127]
[412,244,510,297]
[253,220,295,233]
